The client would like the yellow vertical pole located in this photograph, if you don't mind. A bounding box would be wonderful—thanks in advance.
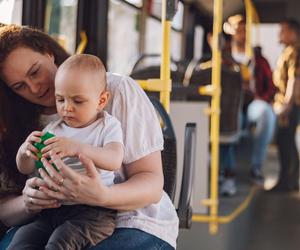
[209,0,223,234]
[245,0,260,51]
[139,0,148,54]
[160,0,172,113]
[245,0,253,58]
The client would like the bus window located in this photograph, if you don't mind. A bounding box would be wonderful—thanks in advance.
[145,1,183,62]
[0,0,22,25]
[108,0,140,74]
[253,23,283,70]
[108,0,183,75]
[44,0,78,54]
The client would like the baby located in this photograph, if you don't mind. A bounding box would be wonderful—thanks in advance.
[10,54,124,250]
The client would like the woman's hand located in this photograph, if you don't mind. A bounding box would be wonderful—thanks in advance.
[276,103,291,127]
[39,151,164,211]
[22,177,61,214]
[41,136,80,158]
[38,153,109,206]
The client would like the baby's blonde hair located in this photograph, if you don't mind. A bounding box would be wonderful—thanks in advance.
[57,54,107,90]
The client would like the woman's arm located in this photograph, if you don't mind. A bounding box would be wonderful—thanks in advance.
[0,177,60,227]
[39,151,164,210]
[102,151,163,209]
[277,68,300,123]
[0,195,29,227]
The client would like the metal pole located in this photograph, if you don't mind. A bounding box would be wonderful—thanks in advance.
[160,0,172,112]
[209,0,223,234]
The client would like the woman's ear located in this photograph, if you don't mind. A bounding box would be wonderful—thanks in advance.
[46,53,55,62]
[98,91,110,110]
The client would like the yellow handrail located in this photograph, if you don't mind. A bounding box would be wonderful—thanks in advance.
[198,0,223,234]
[159,0,172,112]
[195,0,260,235]
[193,186,257,223]
[207,0,223,234]
[245,0,260,57]
[136,0,172,113]
[76,31,88,54]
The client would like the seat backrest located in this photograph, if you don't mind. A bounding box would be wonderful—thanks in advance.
[149,97,177,202]
[177,123,196,229]
[130,53,185,84]
[189,65,243,143]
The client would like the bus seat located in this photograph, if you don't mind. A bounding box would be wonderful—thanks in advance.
[131,65,184,84]
[177,123,196,229]
[130,54,185,84]
[149,97,196,229]
[188,65,243,144]
[149,97,177,202]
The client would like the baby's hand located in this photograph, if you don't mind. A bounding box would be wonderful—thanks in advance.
[41,137,80,158]
[20,131,44,160]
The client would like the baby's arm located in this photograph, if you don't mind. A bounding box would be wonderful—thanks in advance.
[42,116,124,171]
[16,131,43,175]
[42,139,123,171]
[81,116,124,170]
[80,142,124,171]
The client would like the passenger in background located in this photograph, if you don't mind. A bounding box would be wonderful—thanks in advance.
[218,33,241,196]
[203,31,242,196]
[224,14,277,186]
[271,18,300,192]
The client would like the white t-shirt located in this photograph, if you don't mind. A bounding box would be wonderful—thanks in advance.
[43,111,123,187]
[105,73,178,248]
[232,51,256,92]
[41,73,179,248]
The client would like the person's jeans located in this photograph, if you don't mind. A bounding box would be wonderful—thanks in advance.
[90,228,174,250]
[0,227,19,250]
[247,99,276,171]
[1,227,174,250]
[220,144,236,173]
[276,104,300,187]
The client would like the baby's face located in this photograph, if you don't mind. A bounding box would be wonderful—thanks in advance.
[55,69,105,128]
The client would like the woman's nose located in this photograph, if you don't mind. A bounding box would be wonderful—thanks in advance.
[29,81,41,95]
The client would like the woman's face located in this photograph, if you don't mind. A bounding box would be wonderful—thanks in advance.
[1,47,57,109]
[279,23,297,46]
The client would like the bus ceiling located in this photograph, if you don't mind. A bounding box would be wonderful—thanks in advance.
[181,0,300,23]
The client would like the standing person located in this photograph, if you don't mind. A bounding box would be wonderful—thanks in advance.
[203,31,243,196]
[8,54,124,250]
[0,24,178,250]
[271,19,300,192]
[224,14,277,185]
[188,29,244,196]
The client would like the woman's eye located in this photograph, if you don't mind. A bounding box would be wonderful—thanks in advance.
[56,99,64,103]
[14,83,25,90]
[30,67,39,77]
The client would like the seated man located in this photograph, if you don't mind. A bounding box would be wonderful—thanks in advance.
[224,14,277,188]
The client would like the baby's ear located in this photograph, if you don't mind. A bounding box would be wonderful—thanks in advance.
[98,91,110,109]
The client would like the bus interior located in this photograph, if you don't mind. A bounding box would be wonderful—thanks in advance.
[1,0,300,249]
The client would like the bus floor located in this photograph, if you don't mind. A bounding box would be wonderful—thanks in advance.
[177,136,300,250]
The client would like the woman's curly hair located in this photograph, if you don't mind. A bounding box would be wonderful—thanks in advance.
[0,24,69,190]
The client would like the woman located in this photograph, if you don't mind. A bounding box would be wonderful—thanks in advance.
[0,24,178,249]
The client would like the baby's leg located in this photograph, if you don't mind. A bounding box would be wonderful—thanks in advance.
[45,205,116,250]
[7,219,52,250]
